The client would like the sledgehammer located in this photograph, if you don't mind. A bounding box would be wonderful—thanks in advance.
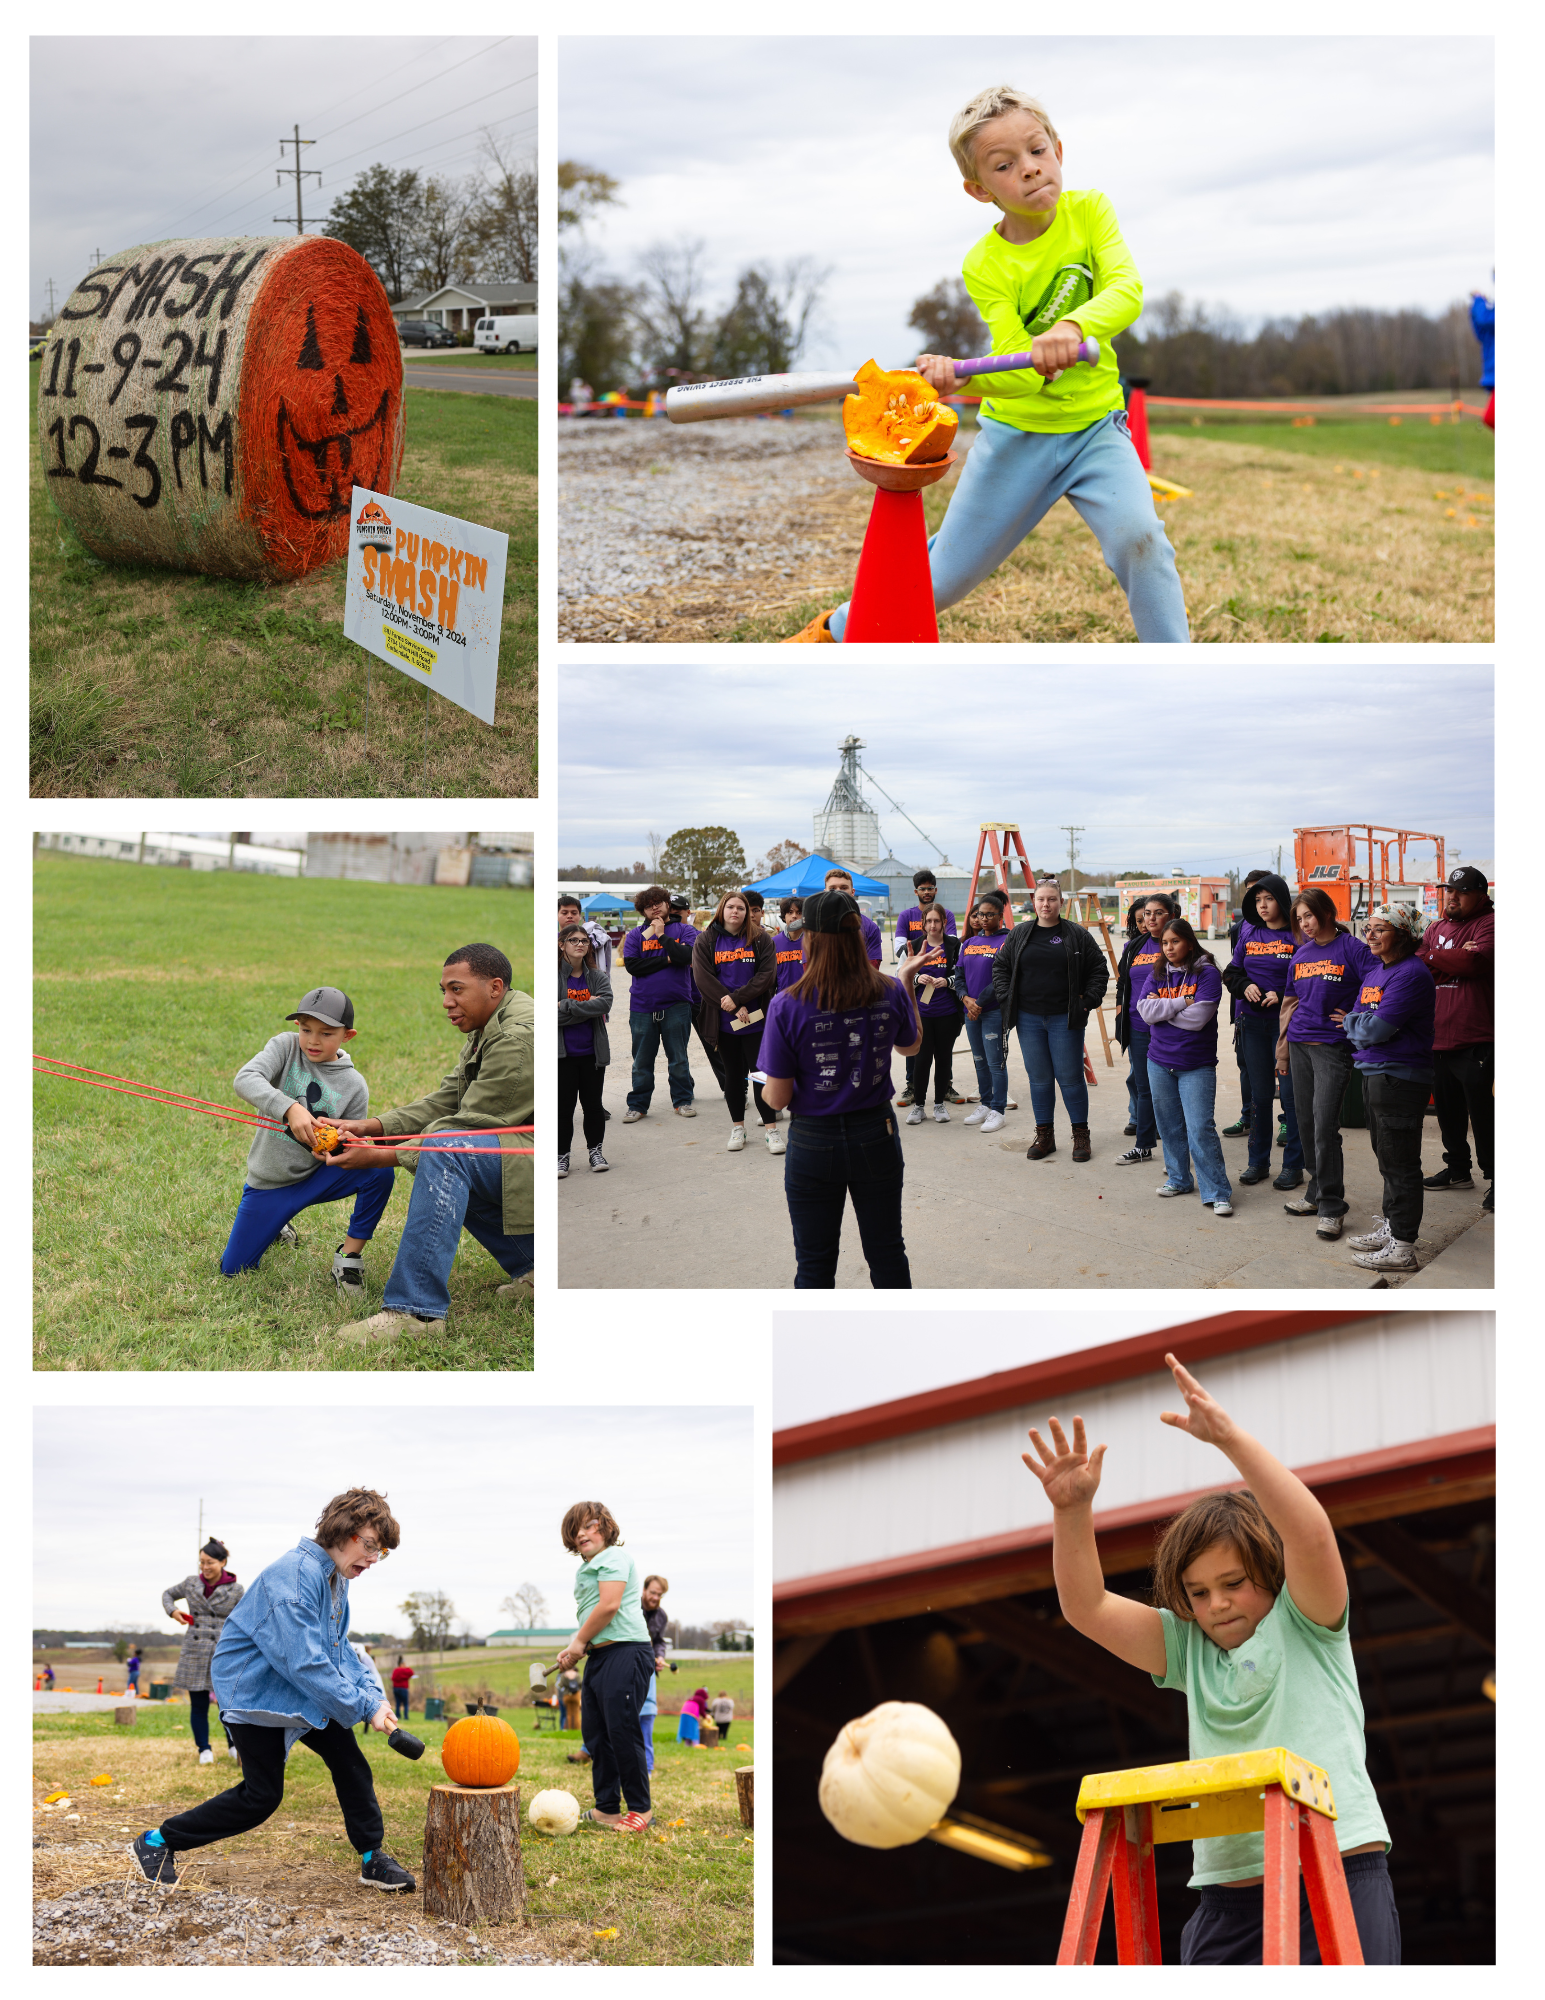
[664,339,1100,423]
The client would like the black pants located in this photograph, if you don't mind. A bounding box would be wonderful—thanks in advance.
[558,1053,607,1155]
[1432,1042,1492,1179]
[716,1022,771,1125]
[187,1687,234,1753]
[580,1641,654,1818]
[1234,1021,1253,1121]
[1288,1040,1354,1216]
[914,1013,962,1104]
[1363,1072,1430,1242]
[784,1108,911,1289]
[1180,1851,1400,1964]
[160,1717,383,1855]
[694,1021,728,1094]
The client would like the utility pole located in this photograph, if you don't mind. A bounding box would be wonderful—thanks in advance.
[1275,844,1283,877]
[44,278,56,318]
[1061,825,1084,894]
[276,124,322,236]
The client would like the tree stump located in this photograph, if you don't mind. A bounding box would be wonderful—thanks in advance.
[735,1767,755,1829]
[113,1706,137,1728]
[422,1783,525,1926]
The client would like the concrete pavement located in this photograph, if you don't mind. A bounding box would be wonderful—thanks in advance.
[559,959,1492,1291]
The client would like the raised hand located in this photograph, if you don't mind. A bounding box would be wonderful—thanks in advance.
[1021,1415,1106,1510]
[1158,1352,1237,1448]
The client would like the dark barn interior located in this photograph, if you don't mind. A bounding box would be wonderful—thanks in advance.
[774,1494,1494,1964]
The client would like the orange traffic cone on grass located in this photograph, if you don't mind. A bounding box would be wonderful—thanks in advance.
[841,449,955,644]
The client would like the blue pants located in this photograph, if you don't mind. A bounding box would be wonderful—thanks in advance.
[381,1134,534,1320]
[829,411,1189,643]
[1238,1013,1303,1174]
[1016,1014,1089,1125]
[783,1108,911,1289]
[1126,1027,1157,1150]
[220,1163,397,1276]
[1148,1061,1232,1205]
[965,1009,1008,1112]
[641,1672,657,1774]
[628,1002,695,1112]
[392,1687,409,1720]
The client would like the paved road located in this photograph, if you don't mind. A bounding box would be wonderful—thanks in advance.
[403,364,538,399]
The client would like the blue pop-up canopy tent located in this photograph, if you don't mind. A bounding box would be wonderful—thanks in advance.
[744,855,890,899]
[581,892,632,913]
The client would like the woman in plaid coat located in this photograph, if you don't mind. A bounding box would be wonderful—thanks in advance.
[164,1539,244,1765]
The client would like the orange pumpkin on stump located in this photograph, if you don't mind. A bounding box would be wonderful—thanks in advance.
[842,361,958,467]
[440,1715,521,1788]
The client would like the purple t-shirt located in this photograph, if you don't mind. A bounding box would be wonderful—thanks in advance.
[1347,955,1437,1071]
[562,971,597,1058]
[1286,932,1378,1044]
[901,938,960,1018]
[1125,936,1166,1020]
[955,929,1009,1005]
[1230,920,1296,1005]
[1142,956,1223,1070]
[895,904,957,957]
[772,930,805,992]
[623,920,695,1011]
[709,934,759,993]
[860,913,883,965]
[760,980,916,1116]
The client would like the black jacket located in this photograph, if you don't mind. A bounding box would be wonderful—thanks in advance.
[1114,933,1158,1051]
[991,918,1110,1033]
[1220,873,1295,1025]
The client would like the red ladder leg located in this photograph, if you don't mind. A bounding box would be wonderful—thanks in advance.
[1111,1803,1162,1963]
[1057,1808,1121,1964]
[1299,1806,1366,1964]
[1261,1784,1301,1964]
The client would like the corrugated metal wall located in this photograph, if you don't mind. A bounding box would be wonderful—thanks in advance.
[774,1311,1494,1583]
[305,833,467,886]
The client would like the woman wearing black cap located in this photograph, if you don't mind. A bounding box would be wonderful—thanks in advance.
[164,1542,244,1765]
[1220,872,1304,1191]
[759,890,935,1286]
[691,891,780,1154]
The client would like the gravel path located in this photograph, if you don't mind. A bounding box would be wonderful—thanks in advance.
[558,417,865,641]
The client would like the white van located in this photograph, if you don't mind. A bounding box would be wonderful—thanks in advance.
[473,315,536,355]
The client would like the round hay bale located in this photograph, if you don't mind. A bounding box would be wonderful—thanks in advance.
[37,235,405,581]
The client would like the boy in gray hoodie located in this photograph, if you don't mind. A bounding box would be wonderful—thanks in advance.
[220,987,396,1294]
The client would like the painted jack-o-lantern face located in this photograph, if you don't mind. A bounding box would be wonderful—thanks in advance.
[238,238,404,573]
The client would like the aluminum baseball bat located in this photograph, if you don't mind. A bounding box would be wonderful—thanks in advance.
[664,338,1100,423]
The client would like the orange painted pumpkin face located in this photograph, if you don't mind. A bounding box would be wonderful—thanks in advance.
[440,1714,521,1789]
[238,238,403,573]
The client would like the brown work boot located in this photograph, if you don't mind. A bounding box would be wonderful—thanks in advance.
[1026,1124,1056,1160]
[1071,1123,1092,1162]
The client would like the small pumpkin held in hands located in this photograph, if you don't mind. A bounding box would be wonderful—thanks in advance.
[311,1123,342,1157]
[818,1700,960,1849]
[440,1714,521,1788]
[842,362,958,467]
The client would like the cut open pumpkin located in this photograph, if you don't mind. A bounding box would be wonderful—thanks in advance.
[842,361,958,467]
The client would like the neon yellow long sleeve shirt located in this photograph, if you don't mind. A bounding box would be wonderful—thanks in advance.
[959,188,1141,433]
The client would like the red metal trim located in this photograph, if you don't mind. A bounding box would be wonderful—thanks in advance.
[773,1426,1495,1631]
[774,1311,1390,1467]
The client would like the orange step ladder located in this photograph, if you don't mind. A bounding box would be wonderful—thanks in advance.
[1057,1748,1364,1965]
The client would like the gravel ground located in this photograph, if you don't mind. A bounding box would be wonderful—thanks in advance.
[558,417,865,641]
[33,1879,596,1967]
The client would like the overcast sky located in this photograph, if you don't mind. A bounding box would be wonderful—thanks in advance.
[34,1407,751,1636]
[774,1310,1181,1428]
[559,36,1492,368]
[30,37,536,323]
[559,655,1493,878]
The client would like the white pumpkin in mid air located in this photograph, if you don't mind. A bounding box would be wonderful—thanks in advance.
[818,1701,961,1848]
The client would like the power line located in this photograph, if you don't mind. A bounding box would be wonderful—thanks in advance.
[274,125,322,236]
[311,38,513,142]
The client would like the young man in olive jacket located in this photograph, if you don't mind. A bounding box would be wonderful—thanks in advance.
[330,945,533,1339]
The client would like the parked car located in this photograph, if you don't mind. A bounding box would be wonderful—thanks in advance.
[397,321,457,349]
[473,315,536,355]
[30,331,48,361]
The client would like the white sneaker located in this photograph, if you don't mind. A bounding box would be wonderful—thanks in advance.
[1156,1182,1195,1198]
[727,1127,745,1151]
[931,1104,950,1123]
[1212,1200,1234,1217]
[622,1108,645,1123]
[1347,1217,1390,1251]
[1006,1098,1018,1111]
[980,1111,1005,1133]
[765,1127,786,1155]
[963,1106,989,1125]
[228,1745,240,1762]
[673,1103,697,1118]
[1316,1215,1343,1241]
[1352,1237,1419,1271]
[906,1105,925,1125]
[198,1749,214,1765]
[587,1147,609,1173]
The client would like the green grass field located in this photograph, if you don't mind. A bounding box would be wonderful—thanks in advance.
[421,1649,755,1715]
[35,1697,753,1964]
[1148,415,1494,478]
[33,853,533,1372]
[29,374,536,799]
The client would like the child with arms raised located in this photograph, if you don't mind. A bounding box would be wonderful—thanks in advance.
[1021,1354,1397,1964]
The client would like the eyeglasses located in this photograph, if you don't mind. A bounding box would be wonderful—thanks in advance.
[355,1538,387,1559]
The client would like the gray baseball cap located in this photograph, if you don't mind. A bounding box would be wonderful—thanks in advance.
[286,986,354,1029]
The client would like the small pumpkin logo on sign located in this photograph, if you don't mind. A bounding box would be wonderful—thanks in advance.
[355,497,393,546]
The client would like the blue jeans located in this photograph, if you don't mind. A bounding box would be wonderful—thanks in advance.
[381,1134,534,1320]
[1148,1061,1231,1204]
[829,411,1189,643]
[221,1162,397,1275]
[628,1001,695,1111]
[1126,1027,1157,1149]
[965,1009,1008,1112]
[783,1108,911,1289]
[392,1687,409,1720]
[1238,1013,1303,1174]
[1016,1013,1089,1125]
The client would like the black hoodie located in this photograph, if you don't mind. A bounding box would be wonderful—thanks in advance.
[1221,872,1296,1022]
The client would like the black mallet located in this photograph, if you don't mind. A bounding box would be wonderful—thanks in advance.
[387,1729,425,1760]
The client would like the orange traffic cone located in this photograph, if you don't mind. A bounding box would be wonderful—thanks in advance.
[1126,378,1152,471]
[96,1677,104,1694]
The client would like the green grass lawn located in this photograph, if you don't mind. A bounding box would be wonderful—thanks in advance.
[30,374,536,799]
[422,1650,755,1716]
[35,1698,753,1964]
[33,853,533,1371]
[1149,415,1494,479]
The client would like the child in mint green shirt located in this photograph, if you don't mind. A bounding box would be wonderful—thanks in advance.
[1021,1353,1397,1964]
[555,1502,655,1831]
[789,85,1187,646]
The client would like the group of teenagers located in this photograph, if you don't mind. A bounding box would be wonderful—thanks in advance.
[559,855,1492,1289]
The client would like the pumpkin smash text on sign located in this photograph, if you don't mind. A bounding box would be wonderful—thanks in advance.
[342,486,507,726]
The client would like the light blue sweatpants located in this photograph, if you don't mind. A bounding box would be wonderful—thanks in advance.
[829,410,1190,643]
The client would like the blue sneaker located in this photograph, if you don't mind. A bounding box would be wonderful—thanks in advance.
[359,1848,416,1891]
[129,1832,176,1884]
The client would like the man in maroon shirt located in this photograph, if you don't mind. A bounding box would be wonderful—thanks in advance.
[1417,866,1493,1210]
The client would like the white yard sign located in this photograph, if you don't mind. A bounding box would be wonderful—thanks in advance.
[342,486,507,725]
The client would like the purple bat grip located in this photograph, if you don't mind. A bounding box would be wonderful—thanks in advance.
[953,337,1100,379]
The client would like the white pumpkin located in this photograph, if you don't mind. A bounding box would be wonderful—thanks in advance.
[527,1788,581,1837]
[818,1700,961,1848]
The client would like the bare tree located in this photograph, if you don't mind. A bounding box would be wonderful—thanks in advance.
[632,238,713,376]
[909,276,988,360]
[414,174,481,293]
[498,1583,550,1629]
[469,125,538,282]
